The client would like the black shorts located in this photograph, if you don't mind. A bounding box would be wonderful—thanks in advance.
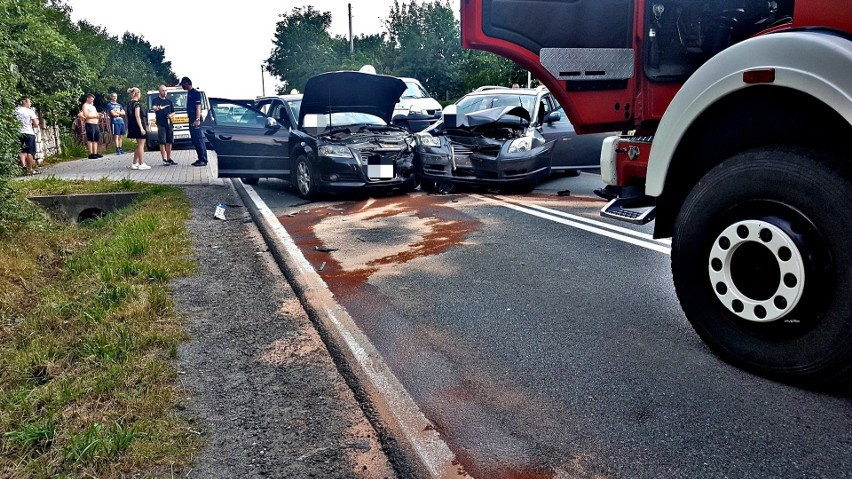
[157,123,174,144]
[85,123,100,142]
[19,134,35,154]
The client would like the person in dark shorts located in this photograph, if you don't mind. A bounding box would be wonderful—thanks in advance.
[181,76,208,167]
[16,96,39,175]
[151,85,176,166]
[80,93,102,159]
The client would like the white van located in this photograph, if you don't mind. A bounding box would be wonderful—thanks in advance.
[392,77,442,132]
[146,87,209,149]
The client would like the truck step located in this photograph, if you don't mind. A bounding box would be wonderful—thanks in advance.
[600,198,656,225]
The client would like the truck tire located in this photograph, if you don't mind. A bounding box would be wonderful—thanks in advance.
[671,146,852,388]
[292,155,319,200]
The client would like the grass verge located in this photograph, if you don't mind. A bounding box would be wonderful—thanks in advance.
[0,178,201,477]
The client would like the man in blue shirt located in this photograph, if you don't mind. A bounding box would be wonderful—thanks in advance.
[106,92,126,155]
[180,76,208,167]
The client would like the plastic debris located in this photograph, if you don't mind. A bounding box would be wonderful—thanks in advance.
[314,246,338,252]
[318,261,326,271]
[557,189,571,196]
[214,203,227,220]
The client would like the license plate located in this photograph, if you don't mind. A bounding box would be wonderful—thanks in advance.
[173,117,188,124]
[367,155,395,179]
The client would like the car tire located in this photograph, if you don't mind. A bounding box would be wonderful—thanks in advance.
[433,181,455,195]
[292,154,319,200]
[419,180,435,192]
[146,139,157,151]
[671,146,852,388]
[241,177,260,185]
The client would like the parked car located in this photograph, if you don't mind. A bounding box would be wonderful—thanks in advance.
[208,71,418,200]
[391,77,443,132]
[413,86,610,192]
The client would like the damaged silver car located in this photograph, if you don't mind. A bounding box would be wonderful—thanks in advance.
[414,86,606,193]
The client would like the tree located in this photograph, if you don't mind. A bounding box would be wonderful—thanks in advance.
[385,0,463,100]
[267,6,340,93]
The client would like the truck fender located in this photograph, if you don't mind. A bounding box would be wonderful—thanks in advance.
[646,31,852,197]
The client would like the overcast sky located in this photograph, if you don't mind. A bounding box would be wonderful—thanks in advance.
[66,0,461,99]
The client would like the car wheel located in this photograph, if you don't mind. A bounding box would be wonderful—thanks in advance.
[241,177,259,185]
[562,169,581,177]
[419,180,435,192]
[146,140,157,151]
[403,175,419,192]
[292,155,319,200]
[671,147,852,387]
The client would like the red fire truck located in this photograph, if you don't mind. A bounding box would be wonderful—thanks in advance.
[461,0,852,386]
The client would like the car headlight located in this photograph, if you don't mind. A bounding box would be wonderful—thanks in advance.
[318,144,353,158]
[409,105,424,115]
[415,133,441,147]
[508,136,533,153]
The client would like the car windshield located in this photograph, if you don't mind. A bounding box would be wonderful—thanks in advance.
[401,81,429,99]
[456,93,536,117]
[302,112,386,132]
[147,91,208,111]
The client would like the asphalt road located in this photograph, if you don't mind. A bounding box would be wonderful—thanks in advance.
[251,172,851,479]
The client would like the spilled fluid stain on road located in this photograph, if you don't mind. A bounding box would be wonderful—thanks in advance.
[279,193,594,479]
[282,194,482,299]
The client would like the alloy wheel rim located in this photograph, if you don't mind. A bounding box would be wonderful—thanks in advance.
[708,220,805,323]
[297,162,310,194]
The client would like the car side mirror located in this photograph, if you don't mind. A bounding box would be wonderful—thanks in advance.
[543,111,561,124]
[265,117,278,129]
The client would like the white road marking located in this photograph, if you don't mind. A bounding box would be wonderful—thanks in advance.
[241,183,461,479]
[473,194,672,255]
[525,203,672,245]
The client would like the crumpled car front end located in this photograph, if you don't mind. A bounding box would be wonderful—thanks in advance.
[312,128,417,194]
[414,106,554,187]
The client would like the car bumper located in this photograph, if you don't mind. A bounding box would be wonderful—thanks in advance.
[314,155,417,194]
[414,146,553,186]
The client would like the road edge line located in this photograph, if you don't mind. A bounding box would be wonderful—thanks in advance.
[232,180,461,479]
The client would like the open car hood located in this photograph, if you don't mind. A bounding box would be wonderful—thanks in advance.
[300,71,407,126]
[454,105,531,128]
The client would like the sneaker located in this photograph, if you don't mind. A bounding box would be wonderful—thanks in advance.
[191,160,208,167]
[117,148,124,155]
[167,159,177,165]
[88,154,98,159]
[131,163,140,170]
[95,154,104,158]
[137,163,151,170]
[162,160,173,166]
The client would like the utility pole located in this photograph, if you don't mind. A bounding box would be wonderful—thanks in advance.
[349,3,354,54]
[261,64,266,97]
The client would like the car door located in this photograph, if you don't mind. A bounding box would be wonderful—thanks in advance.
[541,105,602,171]
[205,99,290,179]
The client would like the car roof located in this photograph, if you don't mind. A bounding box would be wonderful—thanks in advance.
[466,87,543,96]
[256,94,303,102]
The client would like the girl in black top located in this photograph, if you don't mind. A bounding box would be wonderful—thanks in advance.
[126,87,150,170]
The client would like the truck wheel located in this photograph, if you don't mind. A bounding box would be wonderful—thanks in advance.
[672,147,852,388]
[292,155,318,200]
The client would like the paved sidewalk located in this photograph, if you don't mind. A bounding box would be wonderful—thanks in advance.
[41,147,225,186]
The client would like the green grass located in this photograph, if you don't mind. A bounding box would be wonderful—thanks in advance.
[0,179,201,478]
